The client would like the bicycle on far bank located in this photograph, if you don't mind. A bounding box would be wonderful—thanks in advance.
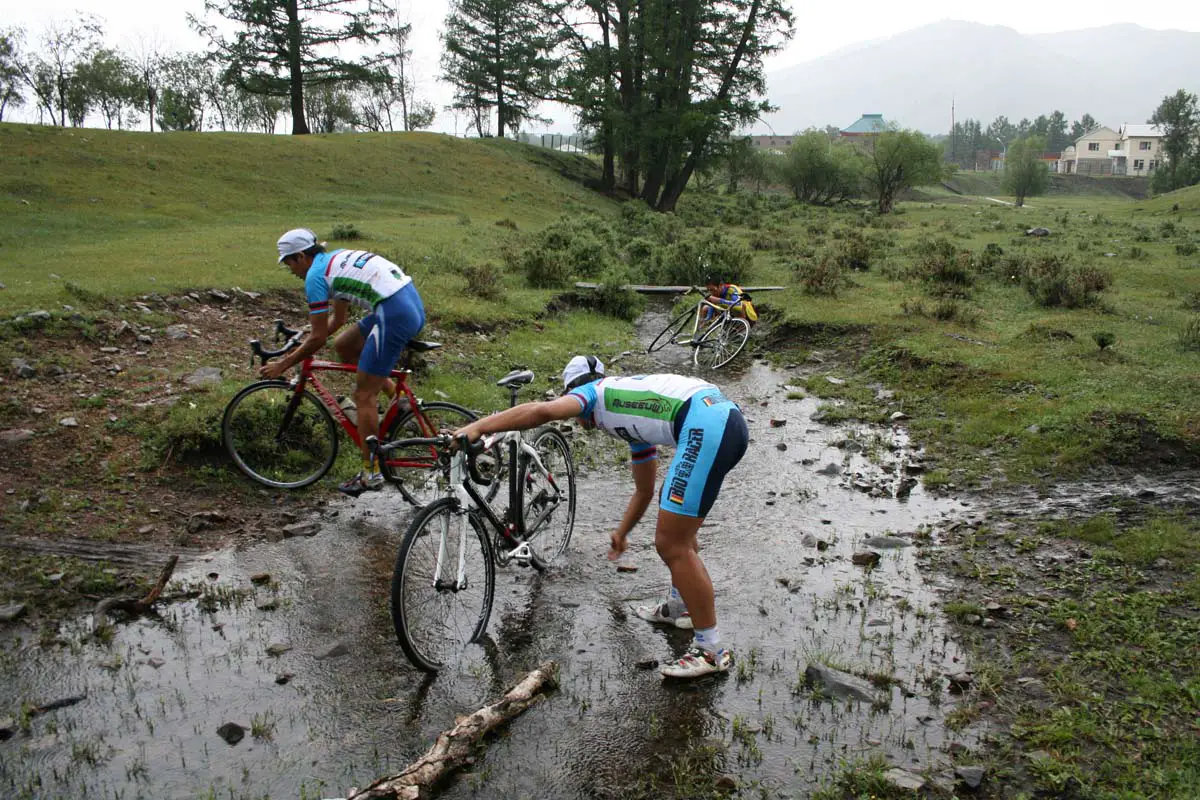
[388,368,577,672]
[221,319,478,507]
[646,286,752,369]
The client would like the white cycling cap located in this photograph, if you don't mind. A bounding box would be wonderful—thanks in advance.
[276,228,318,262]
[562,355,605,392]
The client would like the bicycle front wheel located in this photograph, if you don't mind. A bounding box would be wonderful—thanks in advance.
[518,427,576,571]
[383,401,477,507]
[221,381,339,488]
[646,305,696,353]
[694,317,751,370]
[391,498,495,672]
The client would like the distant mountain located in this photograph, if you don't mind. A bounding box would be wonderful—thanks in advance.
[762,21,1200,136]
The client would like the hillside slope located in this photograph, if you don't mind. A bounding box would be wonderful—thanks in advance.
[764,21,1200,133]
[0,125,609,309]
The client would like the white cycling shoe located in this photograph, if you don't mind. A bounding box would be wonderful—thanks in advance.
[634,602,694,630]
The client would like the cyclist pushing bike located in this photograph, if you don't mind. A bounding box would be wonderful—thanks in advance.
[453,355,749,680]
[266,228,426,497]
[703,273,757,324]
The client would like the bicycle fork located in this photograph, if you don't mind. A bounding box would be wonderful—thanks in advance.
[433,452,473,592]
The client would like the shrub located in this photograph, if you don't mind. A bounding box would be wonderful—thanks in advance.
[1176,242,1198,257]
[1092,331,1116,350]
[830,233,872,272]
[460,262,505,301]
[1181,292,1200,311]
[592,265,645,321]
[973,242,1005,276]
[515,213,618,287]
[653,229,751,286]
[495,218,519,230]
[519,246,573,288]
[792,253,845,297]
[1021,254,1111,308]
[1132,226,1154,243]
[901,297,980,326]
[1179,318,1200,351]
[1128,246,1148,260]
[327,223,364,240]
[910,237,974,295]
[1159,220,1178,238]
[456,214,472,226]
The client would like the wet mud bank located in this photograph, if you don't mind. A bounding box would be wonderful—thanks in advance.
[8,301,1188,798]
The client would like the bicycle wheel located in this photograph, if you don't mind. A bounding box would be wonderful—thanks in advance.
[222,380,338,488]
[391,498,495,672]
[694,317,751,369]
[646,305,696,353]
[517,427,576,571]
[383,401,477,507]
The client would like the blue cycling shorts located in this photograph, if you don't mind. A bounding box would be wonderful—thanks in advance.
[659,390,748,518]
[356,282,425,377]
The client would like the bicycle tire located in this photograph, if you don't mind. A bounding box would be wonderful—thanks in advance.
[646,305,696,353]
[517,426,576,571]
[221,380,339,489]
[695,317,750,370]
[391,498,495,672]
[383,401,477,507]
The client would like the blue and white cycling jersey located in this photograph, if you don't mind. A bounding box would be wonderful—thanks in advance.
[304,249,412,315]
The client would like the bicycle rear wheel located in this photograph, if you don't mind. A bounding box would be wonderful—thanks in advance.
[694,317,750,370]
[221,380,338,488]
[517,427,576,571]
[383,401,477,507]
[646,305,696,353]
[391,498,495,672]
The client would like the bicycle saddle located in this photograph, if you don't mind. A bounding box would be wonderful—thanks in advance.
[407,340,442,352]
[496,369,535,387]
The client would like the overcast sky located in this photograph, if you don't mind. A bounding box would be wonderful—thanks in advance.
[4,0,1200,133]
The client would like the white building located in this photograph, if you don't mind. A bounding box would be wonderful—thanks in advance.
[1058,124,1166,177]
[1058,126,1121,175]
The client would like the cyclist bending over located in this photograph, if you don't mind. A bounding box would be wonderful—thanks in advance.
[703,274,757,324]
[263,228,426,497]
[454,356,749,680]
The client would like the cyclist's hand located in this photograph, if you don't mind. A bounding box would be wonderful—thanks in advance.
[259,360,288,379]
[607,530,628,561]
[449,425,480,451]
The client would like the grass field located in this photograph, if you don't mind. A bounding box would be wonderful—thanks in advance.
[3,124,1200,799]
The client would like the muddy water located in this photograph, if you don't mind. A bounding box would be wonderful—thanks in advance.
[0,307,984,799]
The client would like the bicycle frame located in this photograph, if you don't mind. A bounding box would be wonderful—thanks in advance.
[676,296,734,346]
[288,358,443,471]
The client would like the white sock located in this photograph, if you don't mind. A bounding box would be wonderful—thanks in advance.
[666,585,688,617]
[693,626,721,653]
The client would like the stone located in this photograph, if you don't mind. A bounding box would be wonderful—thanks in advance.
[166,325,189,340]
[0,429,35,448]
[815,540,830,551]
[59,417,79,428]
[862,535,911,549]
[955,765,985,790]
[11,358,35,379]
[281,521,319,538]
[817,463,841,476]
[804,663,882,704]
[984,601,1009,618]
[851,551,881,567]
[265,642,292,657]
[890,411,910,421]
[47,572,64,585]
[883,768,926,791]
[136,335,153,346]
[801,533,817,547]
[136,525,154,535]
[769,418,787,427]
[775,442,787,451]
[314,642,350,660]
[946,672,973,693]
[217,722,245,745]
[1025,227,1051,237]
[255,598,279,612]
[249,572,271,585]
[148,657,165,669]
[0,716,15,740]
[24,311,51,322]
[208,289,231,302]
[275,673,294,685]
[187,510,227,533]
[714,775,738,791]
[0,603,28,623]
[635,659,659,670]
[616,564,638,573]
[183,367,223,389]
[825,376,845,385]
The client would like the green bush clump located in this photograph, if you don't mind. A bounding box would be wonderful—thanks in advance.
[327,223,364,241]
[1132,226,1154,243]
[653,229,751,286]
[592,265,645,322]
[513,213,618,287]
[620,201,684,244]
[973,242,1005,276]
[1180,318,1200,351]
[901,297,980,326]
[909,237,974,296]
[1020,254,1112,308]
[830,231,872,272]
[460,262,505,301]
[792,253,845,297]
[1159,220,1177,238]
[1176,242,1197,257]
[1092,331,1116,350]
[1181,292,1200,311]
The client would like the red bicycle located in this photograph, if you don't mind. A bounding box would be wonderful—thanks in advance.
[221,320,478,506]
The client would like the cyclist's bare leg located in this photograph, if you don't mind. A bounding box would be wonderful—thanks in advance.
[354,373,390,466]
[653,508,715,630]
[336,325,397,398]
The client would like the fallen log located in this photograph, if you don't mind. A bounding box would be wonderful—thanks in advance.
[345,661,559,800]
[92,555,179,634]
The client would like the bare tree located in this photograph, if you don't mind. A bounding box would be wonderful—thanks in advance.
[18,16,103,126]
[130,35,166,131]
